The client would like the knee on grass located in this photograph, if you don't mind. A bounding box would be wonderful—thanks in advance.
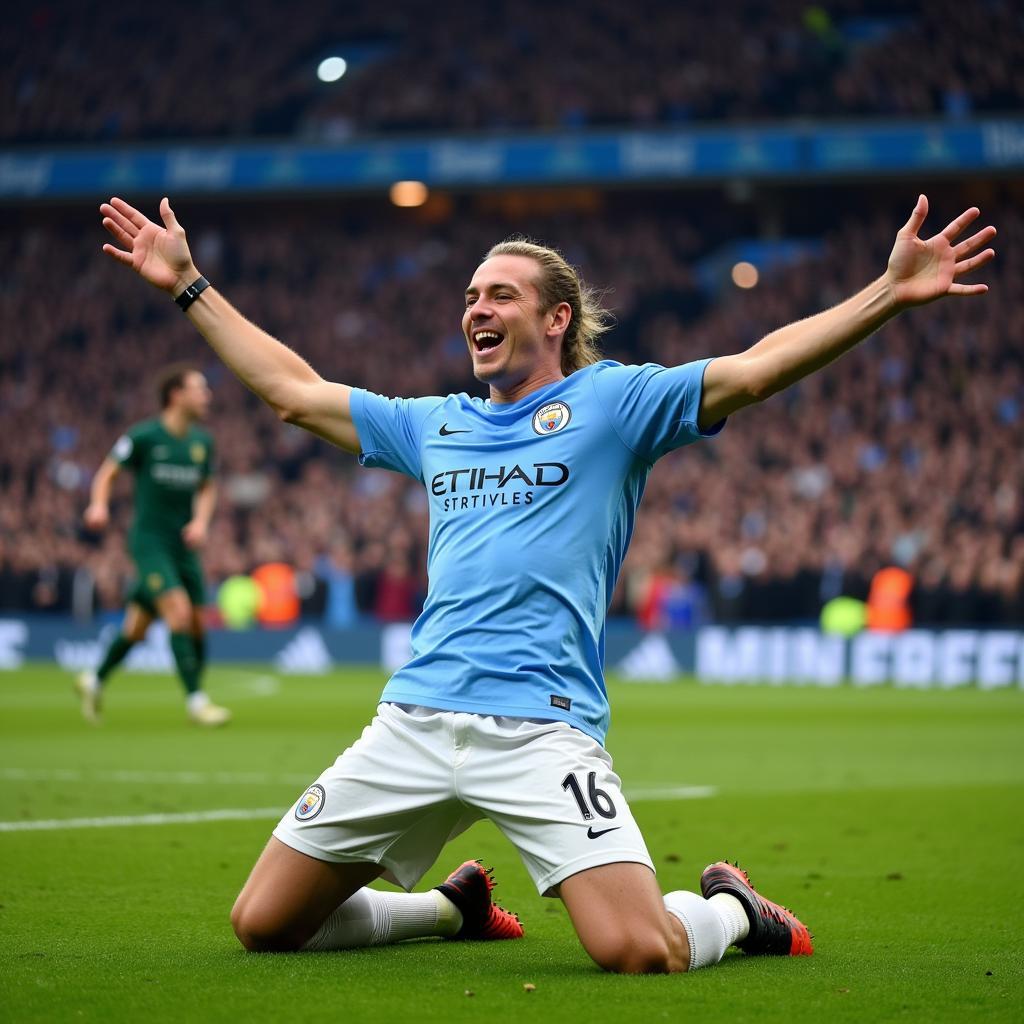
[587,932,674,975]
[230,903,306,953]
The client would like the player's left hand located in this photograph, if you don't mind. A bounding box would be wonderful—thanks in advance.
[182,520,207,549]
[886,195,996,309]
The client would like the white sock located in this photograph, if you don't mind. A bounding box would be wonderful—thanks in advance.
[709,892,750,945]
[302,888,463,951]
[186,691,210,713]
[664,891,732,971]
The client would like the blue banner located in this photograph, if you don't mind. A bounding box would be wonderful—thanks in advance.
[2,119,1022,199]
[1,617,1021,690]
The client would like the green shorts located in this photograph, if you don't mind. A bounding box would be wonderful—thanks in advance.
[127,539,206,612]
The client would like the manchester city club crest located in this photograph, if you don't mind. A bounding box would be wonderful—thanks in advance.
[532,401,571,435]
[295,783,326,821]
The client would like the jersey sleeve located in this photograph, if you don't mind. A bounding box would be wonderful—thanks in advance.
[591,359,725,464]
[109,425,146,470]
[348,389,440,481]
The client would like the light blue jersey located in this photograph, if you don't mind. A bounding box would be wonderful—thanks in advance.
[350,359,723,744]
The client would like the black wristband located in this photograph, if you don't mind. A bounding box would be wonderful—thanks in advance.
[174,276,210,312]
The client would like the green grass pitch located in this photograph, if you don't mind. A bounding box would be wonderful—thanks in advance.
[1,664,1022,1022]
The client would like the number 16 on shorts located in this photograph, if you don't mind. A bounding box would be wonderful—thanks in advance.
[562,771,617,821]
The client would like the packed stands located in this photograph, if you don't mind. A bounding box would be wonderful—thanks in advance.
[4,0,1021,144]
[2,188,1019,625]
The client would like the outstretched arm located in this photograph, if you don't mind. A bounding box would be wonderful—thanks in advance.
[697,196,996,429]
[100,197,360,454]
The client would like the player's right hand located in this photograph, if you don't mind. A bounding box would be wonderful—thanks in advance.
[99,197,199,295]
[83,503,110,531]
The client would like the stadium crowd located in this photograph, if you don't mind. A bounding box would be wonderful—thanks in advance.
[4,0,1021,144]
[1,191,1020,626]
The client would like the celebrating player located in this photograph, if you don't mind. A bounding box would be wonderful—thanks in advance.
[77,363,230,727]
[100,193,993,971]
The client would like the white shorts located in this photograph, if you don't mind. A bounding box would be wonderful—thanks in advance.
[272,703,654,896]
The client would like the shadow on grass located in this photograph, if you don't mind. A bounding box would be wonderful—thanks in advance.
[224,937,766,981]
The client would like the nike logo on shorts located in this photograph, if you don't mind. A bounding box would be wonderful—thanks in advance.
[439,424,472,436]
[586,826,621,839]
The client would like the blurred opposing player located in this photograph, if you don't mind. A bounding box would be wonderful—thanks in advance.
[77,364,230,727]
[100,193,992,971]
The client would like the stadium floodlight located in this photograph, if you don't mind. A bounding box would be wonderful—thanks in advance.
[731,261,759,289]
[389,181,429,207]
[317,57,348,83]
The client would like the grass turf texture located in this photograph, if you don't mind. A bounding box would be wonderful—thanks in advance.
[1,664,1022,1023]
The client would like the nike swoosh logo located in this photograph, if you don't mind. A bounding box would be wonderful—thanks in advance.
[586,826,621,839]
[439,424,472,436]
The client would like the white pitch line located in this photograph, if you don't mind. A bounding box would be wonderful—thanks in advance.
[0,807,285,833]
[0,768,312,786]
[0,785,716,834]
[215,673,281,697]
[0,769,717,800]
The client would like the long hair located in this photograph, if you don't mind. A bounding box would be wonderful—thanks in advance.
[484,238,612,375]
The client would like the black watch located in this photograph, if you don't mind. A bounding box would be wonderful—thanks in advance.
[175,276,210,312]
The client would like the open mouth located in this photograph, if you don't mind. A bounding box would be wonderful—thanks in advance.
[473,329,504,353]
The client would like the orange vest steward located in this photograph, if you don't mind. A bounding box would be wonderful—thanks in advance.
[252,562,299,627]
[866,566,913,632]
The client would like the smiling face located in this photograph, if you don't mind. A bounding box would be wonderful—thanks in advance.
[462,254,570,401]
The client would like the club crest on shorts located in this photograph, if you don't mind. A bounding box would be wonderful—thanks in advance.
[532,401,571,435]
[295,783,326,821]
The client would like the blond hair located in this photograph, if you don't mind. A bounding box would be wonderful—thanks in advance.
[484,238,612,375]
